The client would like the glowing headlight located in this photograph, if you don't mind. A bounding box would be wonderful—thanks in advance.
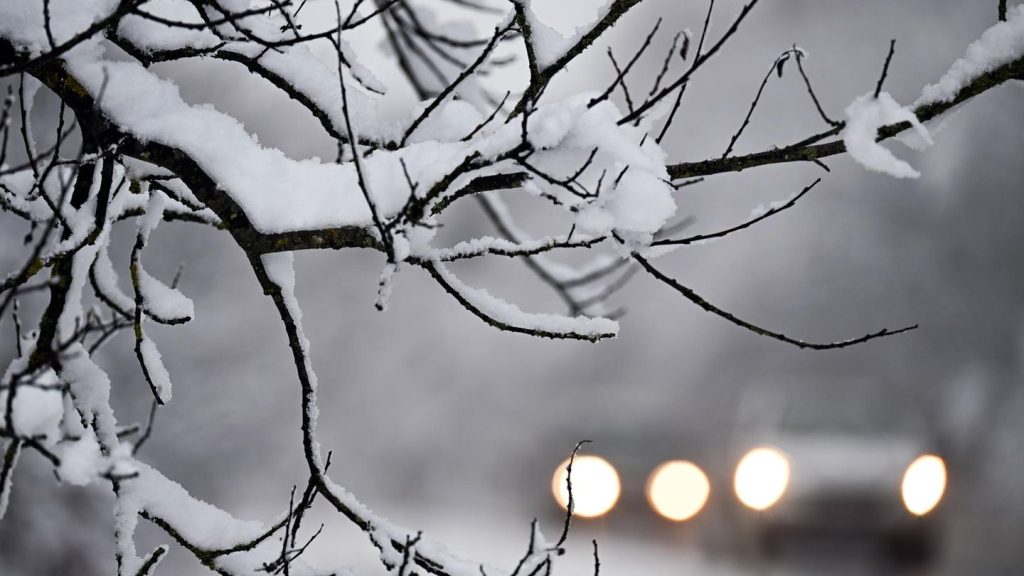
[734,446,790,511]
[901,454,946,516]
[551,455,620,518]
[646,460,710,522]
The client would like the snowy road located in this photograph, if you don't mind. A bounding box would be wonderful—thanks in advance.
[298,508,932,576]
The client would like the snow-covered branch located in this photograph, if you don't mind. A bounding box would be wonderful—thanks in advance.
[2,0,1023,573]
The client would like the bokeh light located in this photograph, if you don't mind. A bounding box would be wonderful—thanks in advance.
[552,455,621,518]
[734,446,790,511]
[646,460,711,521]
[902,454,946,516]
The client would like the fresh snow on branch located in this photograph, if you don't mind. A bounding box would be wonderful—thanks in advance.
[918,5,1024,106]
[3,0,1022,573]
[0,370,63,444]
[431,261,619,339]
[0,0,118,56]
[513,0,617,70]
[842,92,932,179]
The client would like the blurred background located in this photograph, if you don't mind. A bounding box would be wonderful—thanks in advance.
[2,0,1024,574]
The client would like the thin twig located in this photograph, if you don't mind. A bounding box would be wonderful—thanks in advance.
[874,39,897,99]
[631,250,917,350]
[653,179,820,246]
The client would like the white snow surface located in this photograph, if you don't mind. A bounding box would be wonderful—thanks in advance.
[116,0,221,53]
[432,261,619,338]
[0,0,118,57]
[918,5,1024,106]
[61,43,675,239]
[60,343,120,450]
[57,241,101,341]
[93,243,136,313]
[519,0,573,70]
[227,40,396,142]
[115,461,268,574]
[137,267,194,322]
[57,431,105,486]
[0,370,63,445]
[139,337,173,402]
[515,0,615,70]
[603,169,676,235]
[516,95,677,236]
[65,47,471,234]
[842,92,932,179]
[405,99,485,145]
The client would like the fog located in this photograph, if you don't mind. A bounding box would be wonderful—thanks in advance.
[2,1,1024,574]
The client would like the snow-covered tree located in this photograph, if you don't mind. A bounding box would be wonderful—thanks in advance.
[1,0,1023,574]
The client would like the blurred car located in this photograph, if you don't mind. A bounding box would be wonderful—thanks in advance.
[530,424,717,543]
[725,376,947,566]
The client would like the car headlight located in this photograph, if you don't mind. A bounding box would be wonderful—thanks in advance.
[734,446,790,511]
[646,460,710,522]
[901,454,946,516]
[551,455,620,518]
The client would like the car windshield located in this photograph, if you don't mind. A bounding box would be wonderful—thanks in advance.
[765,378,923,436]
